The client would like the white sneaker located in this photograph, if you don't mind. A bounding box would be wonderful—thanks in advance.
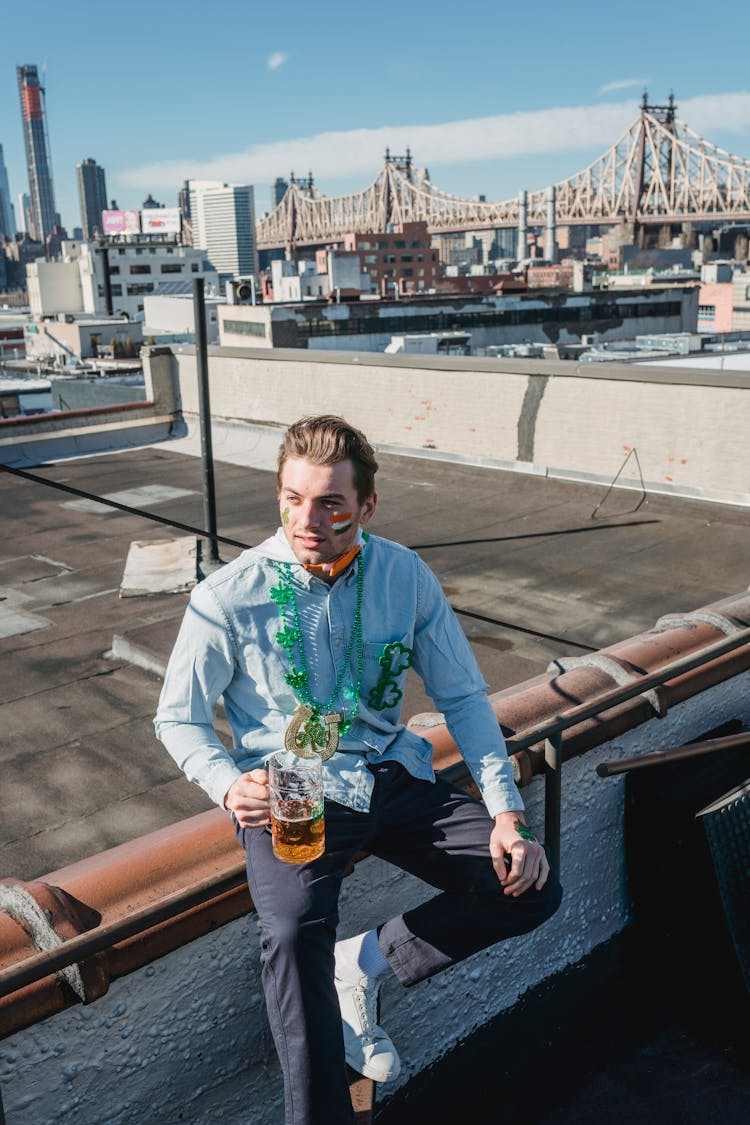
[334,972,401,1082]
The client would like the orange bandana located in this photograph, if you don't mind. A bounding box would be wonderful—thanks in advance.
[303,542,361,580]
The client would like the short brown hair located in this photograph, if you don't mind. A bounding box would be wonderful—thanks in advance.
[277,415,379,501]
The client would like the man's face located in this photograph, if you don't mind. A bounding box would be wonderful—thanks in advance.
[278,456,377,566]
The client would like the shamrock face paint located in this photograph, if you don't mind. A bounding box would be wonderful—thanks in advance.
[281,506,290,525]
[330,511,353,535]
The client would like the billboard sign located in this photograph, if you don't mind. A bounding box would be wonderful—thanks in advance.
[140,207,181,234]
[102,209,141,234]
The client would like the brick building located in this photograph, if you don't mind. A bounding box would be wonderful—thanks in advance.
[341,221,438,295]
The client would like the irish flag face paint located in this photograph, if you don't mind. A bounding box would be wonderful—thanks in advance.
[331,511,353,536]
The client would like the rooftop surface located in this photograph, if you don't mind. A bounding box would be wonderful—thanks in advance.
[3,434,750,882]
[2,429,749,1118]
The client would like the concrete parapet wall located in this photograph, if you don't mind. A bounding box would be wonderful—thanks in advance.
[168,346,750,506]
[0,353,181,467]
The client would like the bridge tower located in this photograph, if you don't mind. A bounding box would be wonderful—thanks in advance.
[383,148,414,230]
[629,91,679,250]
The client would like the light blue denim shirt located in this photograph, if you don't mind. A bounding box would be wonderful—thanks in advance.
[155,529,523,818]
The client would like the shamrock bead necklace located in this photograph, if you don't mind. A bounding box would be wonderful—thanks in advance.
[271,554,364,760]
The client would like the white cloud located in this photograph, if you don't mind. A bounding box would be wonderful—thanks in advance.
[599,78,650,95]
[267,52,288,71]
[680,91,750,139]
[118,91,750,196]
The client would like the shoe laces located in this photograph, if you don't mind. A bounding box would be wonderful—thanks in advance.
[354,979,379,1040]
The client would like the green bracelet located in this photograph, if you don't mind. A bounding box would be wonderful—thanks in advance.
[514,819,538,843]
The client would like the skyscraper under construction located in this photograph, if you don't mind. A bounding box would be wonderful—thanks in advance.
[17,64,58,242]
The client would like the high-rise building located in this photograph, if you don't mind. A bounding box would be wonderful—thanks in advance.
[178,181,192,246]
[17,64,58,242]
[76,157,107,239]
[17,192,31,235]
[0,145,16,238]
[188,180,257,276]
[271,177,288,210]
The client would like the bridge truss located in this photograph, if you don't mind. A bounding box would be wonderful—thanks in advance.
[256,97,750,251]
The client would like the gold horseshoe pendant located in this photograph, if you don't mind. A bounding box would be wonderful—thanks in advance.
[284,704,342,761]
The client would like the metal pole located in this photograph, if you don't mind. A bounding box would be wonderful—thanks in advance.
[100,244,113,316]
[596,730,749,778]
[544,731,563,879]
[192,277,219,566]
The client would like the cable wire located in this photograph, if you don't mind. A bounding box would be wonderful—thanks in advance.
[1,461,595,650]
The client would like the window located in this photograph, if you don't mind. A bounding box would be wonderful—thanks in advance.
[191,263,200,272]
[402,268,414,277]
[109,265,120,275]
[384,254,396,263]
[400,254,413,262]
[135,248,143,255]
[417,254,424,262]
[223,318,266,338]
[698,304,716,318]
[130,264,151,275]
[359,241,371,250]
[161,263,183,274]
[149,248,156,254]
[127,283,154,295]
[410,240,422,249]
[383,268,394,276]
[110,284,123,296]
[377,241,388,250]
[393,240,406,249]
[118,248,125,256]
[365,255,377,264]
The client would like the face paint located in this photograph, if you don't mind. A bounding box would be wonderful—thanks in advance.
[330,511,353,535]
[281,506,290,525]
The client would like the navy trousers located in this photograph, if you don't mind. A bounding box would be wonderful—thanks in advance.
[236,762,562,1125]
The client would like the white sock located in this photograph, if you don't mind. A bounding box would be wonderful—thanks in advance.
[335,929,390,983]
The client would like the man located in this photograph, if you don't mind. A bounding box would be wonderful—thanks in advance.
[155,415,562,1124]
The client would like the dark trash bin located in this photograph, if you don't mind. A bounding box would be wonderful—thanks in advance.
[697,777,750,997]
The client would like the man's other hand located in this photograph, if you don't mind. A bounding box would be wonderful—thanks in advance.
[224,769,271,828]
[490,811,549,896]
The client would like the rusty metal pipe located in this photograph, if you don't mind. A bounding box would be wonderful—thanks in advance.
[2,627,749,1006]
[596,730,750,777]
[0,867,245,1000]
[442,626,750,788]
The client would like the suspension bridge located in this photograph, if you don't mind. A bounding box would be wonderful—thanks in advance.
[256,95,750,251]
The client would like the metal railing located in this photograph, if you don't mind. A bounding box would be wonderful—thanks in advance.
[1,625,748,1002]
[442,625,750,877]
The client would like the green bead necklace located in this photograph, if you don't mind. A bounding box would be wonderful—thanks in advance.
[270,554,364,760]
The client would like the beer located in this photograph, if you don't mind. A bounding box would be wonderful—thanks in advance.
[268,750,325,864]
[271,798,325,863]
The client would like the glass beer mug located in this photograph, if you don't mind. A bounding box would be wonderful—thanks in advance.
[268,751,325,863]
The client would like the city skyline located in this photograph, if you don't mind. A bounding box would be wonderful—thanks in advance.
[3,0,750,236]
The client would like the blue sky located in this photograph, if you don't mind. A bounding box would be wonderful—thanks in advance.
[3,0,750,232]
